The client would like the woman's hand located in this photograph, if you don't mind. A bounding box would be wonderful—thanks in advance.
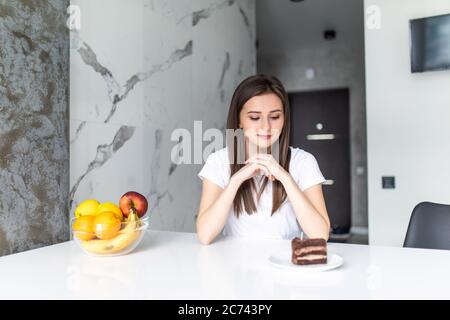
[231,161,272,185]
[245,153,291,183]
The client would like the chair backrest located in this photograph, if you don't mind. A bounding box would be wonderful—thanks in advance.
[403,201,450,250]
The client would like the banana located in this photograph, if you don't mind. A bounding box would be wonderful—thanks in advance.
[80,211,144,255]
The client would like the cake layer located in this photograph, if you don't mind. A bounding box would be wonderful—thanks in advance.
[294,249,327,257]
[291,238,327,250]
[294,246,328,256]
[292,253,327,263]
[294,257,328,266]
[297,254,327,260]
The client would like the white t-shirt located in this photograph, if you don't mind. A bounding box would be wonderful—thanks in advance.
[197,146,326,240]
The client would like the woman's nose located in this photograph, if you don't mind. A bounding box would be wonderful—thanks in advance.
[261,117,271,131]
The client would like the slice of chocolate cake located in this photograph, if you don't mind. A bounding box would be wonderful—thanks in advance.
[291,237,327,265]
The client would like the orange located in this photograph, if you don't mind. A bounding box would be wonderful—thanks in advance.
[94,212,122,240]
[95,202,123,221]
[73,216,96,241]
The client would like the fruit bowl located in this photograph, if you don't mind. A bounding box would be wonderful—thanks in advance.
[71,214,150,257]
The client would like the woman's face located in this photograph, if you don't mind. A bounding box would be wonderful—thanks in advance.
[239,92,284,149]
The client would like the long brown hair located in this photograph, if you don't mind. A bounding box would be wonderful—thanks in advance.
[226,74,291,217]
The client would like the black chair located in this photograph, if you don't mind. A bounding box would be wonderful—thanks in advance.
[403,201,450,250]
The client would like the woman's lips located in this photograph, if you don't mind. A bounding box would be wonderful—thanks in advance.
[257,134,272,140]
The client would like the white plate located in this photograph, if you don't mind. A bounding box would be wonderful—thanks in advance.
[268,250,344,272]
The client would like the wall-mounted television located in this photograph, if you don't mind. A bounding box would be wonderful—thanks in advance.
[410,13,450,73]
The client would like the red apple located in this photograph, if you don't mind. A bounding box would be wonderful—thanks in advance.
[119,191,148,218]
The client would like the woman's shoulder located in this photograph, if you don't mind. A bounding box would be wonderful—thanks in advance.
[289,146,317,162]
[288,146,322,173]
[204,146,229,165]
[288,146,325,190]
[198,146,230,188]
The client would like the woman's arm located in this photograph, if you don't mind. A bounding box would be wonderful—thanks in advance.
[196,161,272,245]
[196,177,241,245]
[246,154,330,240]
[280,176,330,240]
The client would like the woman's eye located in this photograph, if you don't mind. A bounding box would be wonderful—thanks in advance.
[271,116,280,120]
[250,117,260,121]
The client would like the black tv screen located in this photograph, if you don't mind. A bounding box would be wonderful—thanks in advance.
[410,13,450,73]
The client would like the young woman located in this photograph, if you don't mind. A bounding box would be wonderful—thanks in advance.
[196,74,330,245]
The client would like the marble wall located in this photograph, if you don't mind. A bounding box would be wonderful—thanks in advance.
[0,0,70,256]
[70,0,255,232]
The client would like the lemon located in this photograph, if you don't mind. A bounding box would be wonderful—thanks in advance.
[74,199,100,218]
[96,202,124,221]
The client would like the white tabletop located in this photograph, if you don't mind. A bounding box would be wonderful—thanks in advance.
[0,230,449,299]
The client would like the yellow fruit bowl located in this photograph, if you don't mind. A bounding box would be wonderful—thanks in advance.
[71,214,150,257]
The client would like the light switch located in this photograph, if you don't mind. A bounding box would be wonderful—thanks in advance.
[382,176,395,189]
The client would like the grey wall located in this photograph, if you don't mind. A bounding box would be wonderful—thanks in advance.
[256,0,368,230]
[0,0,70,256]
[70,0,256,232]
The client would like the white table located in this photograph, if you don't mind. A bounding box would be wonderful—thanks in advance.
[0,230,449,299]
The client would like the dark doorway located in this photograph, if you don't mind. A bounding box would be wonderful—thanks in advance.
[289,88,351,241]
